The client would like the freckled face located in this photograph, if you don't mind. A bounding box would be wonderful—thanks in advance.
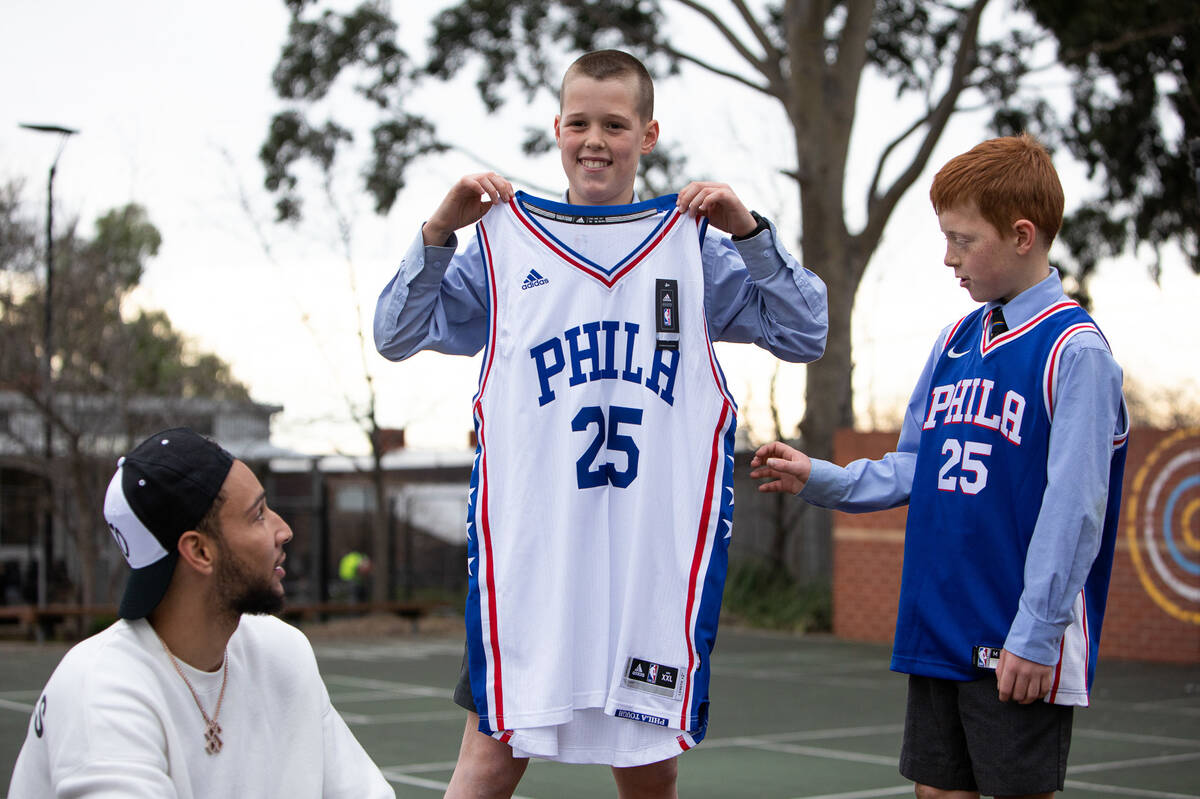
[938,203,1026,304]
[555,74,658,206]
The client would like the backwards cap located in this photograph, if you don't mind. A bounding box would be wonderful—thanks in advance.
[103,428,234,619]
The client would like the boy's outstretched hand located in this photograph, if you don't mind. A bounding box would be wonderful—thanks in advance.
[750,442,812,494]
[423,172,515,246]
[677,182,758,237]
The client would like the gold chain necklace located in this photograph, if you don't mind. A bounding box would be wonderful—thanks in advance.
[156,635,228,755]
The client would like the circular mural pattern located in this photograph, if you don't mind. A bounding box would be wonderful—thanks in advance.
[1125,428,1200,624]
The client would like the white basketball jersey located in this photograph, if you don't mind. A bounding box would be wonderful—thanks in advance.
[464,192,737,749]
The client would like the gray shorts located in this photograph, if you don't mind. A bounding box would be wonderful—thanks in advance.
[452,641,476,712]
[899,674,1072,795]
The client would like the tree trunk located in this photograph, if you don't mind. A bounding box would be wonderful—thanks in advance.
[370,447,389,604]
[797,197,864,577]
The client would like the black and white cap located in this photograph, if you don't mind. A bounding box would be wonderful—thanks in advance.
[103,428,234,619]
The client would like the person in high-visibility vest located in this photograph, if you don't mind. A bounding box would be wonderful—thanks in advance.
[338,550,371,603]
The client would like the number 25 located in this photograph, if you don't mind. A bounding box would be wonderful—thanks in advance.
[938,439,991,494]
[573,405,642,489]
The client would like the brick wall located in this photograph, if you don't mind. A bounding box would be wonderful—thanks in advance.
[832,428,1200,664]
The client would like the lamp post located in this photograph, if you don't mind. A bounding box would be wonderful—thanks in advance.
[18,122,78,609]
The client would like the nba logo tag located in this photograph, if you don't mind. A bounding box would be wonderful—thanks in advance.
[661,308,672,329]
[973,646,999,669]
[648,664,659,683]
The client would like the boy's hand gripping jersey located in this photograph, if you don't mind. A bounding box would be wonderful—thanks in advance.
[465,193,737,742]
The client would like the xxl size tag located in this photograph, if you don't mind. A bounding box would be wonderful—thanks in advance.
[624,656,684,699]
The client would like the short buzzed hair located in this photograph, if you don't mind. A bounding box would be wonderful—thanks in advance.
[930,133,1064,248]
[561,50,654,122]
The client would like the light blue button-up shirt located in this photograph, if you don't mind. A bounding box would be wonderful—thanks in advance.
[373,197,828,363]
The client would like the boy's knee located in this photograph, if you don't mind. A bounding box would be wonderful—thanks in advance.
[913,784,978,799]
[448,718,527,799]
[612,757,679,799]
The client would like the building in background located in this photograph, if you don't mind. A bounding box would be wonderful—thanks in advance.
[0,391,289,610]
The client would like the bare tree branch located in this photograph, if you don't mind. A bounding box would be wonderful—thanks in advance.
[670,0,770,75]
[1061,18,1192,63]
[658,42,773,96]
[732,0,782,63]
[865,111,931,205]
[832,0,875,116]
[858,0,988,258]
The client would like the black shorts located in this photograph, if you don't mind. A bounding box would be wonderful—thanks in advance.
[899,674,1073,796]
[452,641,476,712]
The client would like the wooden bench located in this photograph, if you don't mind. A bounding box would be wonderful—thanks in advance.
[279,600,450,631]
[0,604,117,641]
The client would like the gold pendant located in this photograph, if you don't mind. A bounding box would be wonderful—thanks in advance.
[204,719,223,755]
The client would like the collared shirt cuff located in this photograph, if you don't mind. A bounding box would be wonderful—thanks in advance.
[730,221,786,282]
[1004,609,1064,666]
[412,231,457,286]
[798,458,845,504]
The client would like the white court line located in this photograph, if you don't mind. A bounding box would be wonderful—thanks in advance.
[323,674,451,699]
[712,660,888,675]
[315,642,463,661]
[715,652,886,669]
[386,760,459,774]
[0,697,34,714]
[330,690,427,703]
[341,709,464,725]
[1075,727,1200,747]
[368,725,904,796]
[1098,698,1200,718]
[717,667,896,687]
[381,772,451,792]
[380,764,534,797]
[1064,780,1200,799]
[1069,750,1200,774]
[787,786,912,799]
[704,723,904,748]
[750,741,897,767]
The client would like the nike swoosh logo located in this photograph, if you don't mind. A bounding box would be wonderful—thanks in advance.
[947,347,970,358]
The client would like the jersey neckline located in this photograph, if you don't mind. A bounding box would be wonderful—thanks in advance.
[507,191,688,288]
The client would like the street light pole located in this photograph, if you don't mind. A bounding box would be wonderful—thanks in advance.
[18,122,78,610]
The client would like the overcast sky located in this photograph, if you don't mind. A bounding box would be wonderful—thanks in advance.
[3,1,1196,455]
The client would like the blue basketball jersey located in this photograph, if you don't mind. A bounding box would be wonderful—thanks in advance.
[464,193,737,750]
[895,301,1128,705]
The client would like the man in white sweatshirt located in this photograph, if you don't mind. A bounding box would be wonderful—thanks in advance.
[8,428,395,798]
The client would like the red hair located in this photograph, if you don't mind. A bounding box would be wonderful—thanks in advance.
[931,133,1064,246]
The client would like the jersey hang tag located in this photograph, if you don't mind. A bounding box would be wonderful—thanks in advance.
[973,645,1001,670]
[656,278,680,351]
[623,656,685,699]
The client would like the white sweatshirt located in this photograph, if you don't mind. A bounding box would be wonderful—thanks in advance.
[8,615,394,798]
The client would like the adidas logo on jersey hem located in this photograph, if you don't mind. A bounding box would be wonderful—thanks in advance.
[521,269,549,290]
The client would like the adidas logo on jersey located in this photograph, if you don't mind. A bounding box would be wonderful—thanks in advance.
[521,269,549,290]
[624,656,683,699]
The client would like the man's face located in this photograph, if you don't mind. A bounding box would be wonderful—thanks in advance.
[938,202,1029,304]
[555,74,659,206]
[211,461,292,616]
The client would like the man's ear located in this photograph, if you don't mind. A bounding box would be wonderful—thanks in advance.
[553,114,563,148]
[641,119,660,154]
[1012,218,1038,254]
[177,530,217,576]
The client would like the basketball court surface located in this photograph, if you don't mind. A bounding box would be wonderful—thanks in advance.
[2,625,1197,797]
